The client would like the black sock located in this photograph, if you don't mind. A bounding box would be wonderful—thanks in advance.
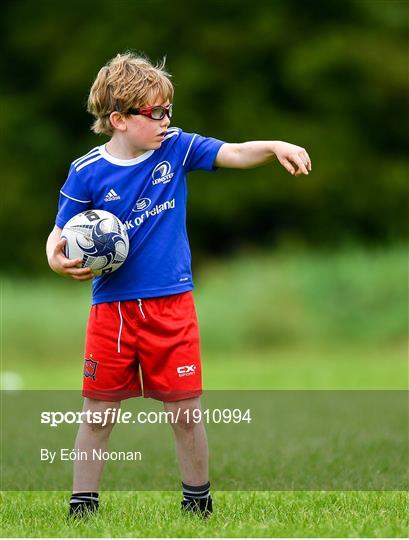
[69,492,99,516]
[181,482,212,516]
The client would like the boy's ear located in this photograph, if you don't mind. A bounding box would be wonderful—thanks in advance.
[109,111,127,131]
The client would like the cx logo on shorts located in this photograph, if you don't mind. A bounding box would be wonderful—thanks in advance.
[84,358,98,381]
[177,364,196,377]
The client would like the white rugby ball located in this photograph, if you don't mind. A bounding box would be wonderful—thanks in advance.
[61,209,129,276]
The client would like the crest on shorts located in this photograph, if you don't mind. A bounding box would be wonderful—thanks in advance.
[84,358,98,381]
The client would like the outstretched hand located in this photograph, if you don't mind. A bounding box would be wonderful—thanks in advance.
[48,238,94,281]
[272,141,312,176]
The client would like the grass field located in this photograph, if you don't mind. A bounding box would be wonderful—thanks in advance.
[1,246,408,537]
[1,491,408,537]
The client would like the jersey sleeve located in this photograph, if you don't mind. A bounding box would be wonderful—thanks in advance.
[179,131,225,172]
[55,164,92,228]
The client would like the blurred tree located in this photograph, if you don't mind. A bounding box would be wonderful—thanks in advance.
[1,0,407,272]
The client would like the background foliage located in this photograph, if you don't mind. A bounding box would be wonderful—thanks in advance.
[1,0,408,272]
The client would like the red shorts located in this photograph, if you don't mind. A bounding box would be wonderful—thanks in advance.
[82,292,202,402]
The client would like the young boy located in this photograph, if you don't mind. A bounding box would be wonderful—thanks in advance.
[46,52,311,518]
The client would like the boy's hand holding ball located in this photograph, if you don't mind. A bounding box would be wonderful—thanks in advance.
[48,238,94,281]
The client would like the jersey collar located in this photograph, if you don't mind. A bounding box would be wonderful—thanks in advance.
[99,145,154,166]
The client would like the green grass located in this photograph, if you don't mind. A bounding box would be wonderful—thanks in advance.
[194,244,408,351]
[1,491,408,537]
[1,246,408,537]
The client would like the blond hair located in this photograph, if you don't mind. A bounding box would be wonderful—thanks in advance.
[87,52,174,136]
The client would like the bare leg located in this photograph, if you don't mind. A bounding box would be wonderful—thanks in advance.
[164,397,208,486]
[72,398,120,492]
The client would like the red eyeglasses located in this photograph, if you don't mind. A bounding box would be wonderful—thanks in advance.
[127,104,173,120]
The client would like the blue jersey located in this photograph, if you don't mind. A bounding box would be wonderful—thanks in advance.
[56,128,224,304]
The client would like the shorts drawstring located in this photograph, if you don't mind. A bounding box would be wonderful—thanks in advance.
[137,298,146,319]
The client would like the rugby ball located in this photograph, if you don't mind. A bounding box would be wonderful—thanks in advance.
[61,209,129,276]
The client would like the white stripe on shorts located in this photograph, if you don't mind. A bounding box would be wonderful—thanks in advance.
[117,301,123,353]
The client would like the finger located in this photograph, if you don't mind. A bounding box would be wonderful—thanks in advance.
[68,267,93,276]
[72,273,94,282]
[62,258,83,268]
[292,155,309,175]
[279,158,296,175]
[54,238,67,254]
[302,151,312,171]
[296,154,309,175]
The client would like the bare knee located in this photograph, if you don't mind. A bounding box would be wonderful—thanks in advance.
[86,419,114,434]
[164,398,202,432]
[82,399,121,434]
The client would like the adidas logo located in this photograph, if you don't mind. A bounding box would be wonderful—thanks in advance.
[104,189,121,202]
